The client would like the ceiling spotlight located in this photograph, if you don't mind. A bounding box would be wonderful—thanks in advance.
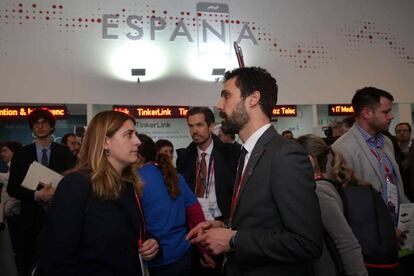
[131,68,146,83]
[212,68,225,83]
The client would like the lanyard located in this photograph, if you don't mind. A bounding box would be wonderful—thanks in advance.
[368,147,395,183]
[195,155,214,198]
[134,191,146,248]
[229,158,248,225]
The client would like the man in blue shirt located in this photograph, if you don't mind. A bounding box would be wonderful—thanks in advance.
[8,108,74,276]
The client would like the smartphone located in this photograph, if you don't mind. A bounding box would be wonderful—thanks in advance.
[196,2,231,55]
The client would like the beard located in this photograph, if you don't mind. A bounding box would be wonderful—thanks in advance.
[220,101,249,134]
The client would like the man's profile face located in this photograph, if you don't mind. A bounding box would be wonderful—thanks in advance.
[187,113,213,146]
[216,77,249,134]
[65,135,80,156]
[33,118,53,139]
[368,96,394,133]
[395,124,411,143]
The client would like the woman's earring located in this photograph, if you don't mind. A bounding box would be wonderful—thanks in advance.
[104,148,110,157]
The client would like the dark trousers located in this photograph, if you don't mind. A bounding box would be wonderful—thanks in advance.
[191,247,224,276]
[149,250,192,276]
[7,215,19,254]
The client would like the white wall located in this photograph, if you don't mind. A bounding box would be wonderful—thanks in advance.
[0,0,413,106]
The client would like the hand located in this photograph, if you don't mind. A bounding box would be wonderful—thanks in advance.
[395,228,407,249]
[36,183,55,202]
[186,220,225,241]
[139,239,159,261]
[190,228,236,255]
[200,254,215,269]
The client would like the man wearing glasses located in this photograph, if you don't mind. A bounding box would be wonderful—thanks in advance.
[8,108,75,276]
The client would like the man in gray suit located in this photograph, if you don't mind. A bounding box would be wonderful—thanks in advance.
[187,67,323,276]
[332,87,409,262]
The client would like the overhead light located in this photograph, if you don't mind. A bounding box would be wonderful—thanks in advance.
[131,68,146,83]
[212,68,226,82]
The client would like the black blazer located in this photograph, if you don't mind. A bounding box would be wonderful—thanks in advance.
[40,172,143,276]
[8,142,75,202]
[7,142,75,255]
[176,134,237,220]
[227,126,323,276]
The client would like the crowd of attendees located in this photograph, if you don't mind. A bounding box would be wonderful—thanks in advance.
[0,66,414,276]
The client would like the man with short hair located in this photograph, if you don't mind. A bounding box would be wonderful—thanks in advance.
[395,122,413,201]
[8,109,75,276]
[332,87,410,274]
[61,133,80,161]
[177,106,236,221]
[333,87,409,214]
[187,67,323,275]
[395,122,412,154]
[176,106,237,275]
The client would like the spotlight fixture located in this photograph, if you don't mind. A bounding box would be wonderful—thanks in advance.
[131,68,146,83]
[211,68,226,83]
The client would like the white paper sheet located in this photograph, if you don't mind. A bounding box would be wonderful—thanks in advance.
[21,161,63,190]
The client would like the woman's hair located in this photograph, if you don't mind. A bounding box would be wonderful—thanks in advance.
[296,134,360,187]
[2,141,23,154]
[138,134,181,198]
[155,139,174,152]
[76,110,142,200]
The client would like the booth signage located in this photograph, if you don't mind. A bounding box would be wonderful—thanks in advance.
[272,105,297,117]
[328,104,354,116]
[113,105,189,118]
[0,106,68,120]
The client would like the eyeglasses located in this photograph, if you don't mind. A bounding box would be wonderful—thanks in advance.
[33,119,51,127]
[396,129,410,133]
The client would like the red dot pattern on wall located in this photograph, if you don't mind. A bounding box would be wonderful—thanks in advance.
[340,20,413,64]
[0,2,101,32]
[268,35,334,70]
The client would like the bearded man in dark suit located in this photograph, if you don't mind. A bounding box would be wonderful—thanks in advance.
[187,67,323,276]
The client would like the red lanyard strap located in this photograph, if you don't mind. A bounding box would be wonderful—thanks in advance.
[134,191,146,247]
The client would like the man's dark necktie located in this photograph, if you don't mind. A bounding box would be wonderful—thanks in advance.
[41,148,49,167]
[195,152,207,197]
[235,147,247,188]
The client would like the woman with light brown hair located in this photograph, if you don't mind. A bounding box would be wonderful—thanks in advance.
[297,134,368,276]
[40,110,159,276]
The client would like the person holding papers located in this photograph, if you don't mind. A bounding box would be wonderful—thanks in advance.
[40,110,159,276]
[7,108,74,276]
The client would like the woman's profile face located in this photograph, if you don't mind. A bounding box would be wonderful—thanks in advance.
[1,146,13,163]
[158,146,174,161]
[104,120,141,173]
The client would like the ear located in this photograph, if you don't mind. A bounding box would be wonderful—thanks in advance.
[248,90,261,107]
[103,136,111,151]
[360,107,373,120]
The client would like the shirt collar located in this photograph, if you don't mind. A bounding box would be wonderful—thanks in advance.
[243,123,272,154]
[35,142,52,151]
[197,139,213,157]
[356,123,384,148]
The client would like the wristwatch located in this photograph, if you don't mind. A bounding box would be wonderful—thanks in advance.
[229,231,237,251]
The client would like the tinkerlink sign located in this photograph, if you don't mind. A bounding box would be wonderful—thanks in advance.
[102,2,257,49]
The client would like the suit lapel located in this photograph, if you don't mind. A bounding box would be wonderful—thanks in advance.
[351,126,384,183]
[232,127,276,219]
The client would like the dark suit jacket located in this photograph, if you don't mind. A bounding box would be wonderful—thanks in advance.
[40,171,143,276]
[176,134,237,220]
[227,126,323,276]
[7,142,75,266]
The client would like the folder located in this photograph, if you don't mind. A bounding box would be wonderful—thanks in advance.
[21,161,63,190]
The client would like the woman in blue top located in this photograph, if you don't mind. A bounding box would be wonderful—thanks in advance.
[136,134,213,276]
